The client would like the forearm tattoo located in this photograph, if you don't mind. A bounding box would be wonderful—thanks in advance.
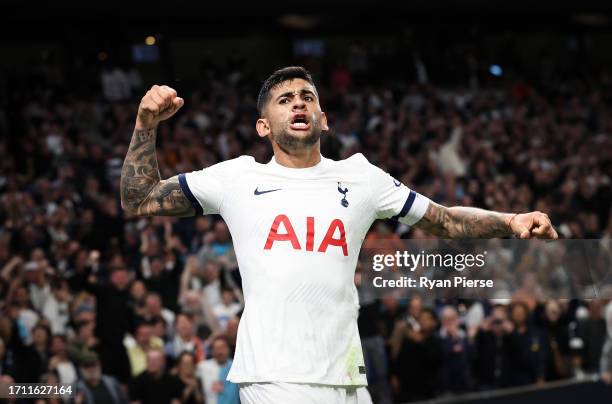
[120,128,194,217]
[415,202,512,238]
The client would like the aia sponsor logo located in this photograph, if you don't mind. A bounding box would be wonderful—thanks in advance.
[264,215,348,256]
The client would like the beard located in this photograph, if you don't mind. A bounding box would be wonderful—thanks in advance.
[270,122,322,151]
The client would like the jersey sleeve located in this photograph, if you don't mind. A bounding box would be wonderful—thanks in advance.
[362,156,430,225]
[178,156,249,215]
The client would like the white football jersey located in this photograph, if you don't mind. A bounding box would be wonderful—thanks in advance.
[179,153,430,386]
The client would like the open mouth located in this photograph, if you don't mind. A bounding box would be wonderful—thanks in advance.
[289,114,311,131]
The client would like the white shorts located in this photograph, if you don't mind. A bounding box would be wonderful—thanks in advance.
[239,383,374,404]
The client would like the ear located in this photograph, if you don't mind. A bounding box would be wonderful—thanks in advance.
[256,118,271,138]
[321,111,329,132]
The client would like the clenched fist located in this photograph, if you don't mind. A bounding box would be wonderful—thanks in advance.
[508,211,558,239]
[135,85,184,129]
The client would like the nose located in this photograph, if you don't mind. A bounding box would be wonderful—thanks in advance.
[292,98,306,110]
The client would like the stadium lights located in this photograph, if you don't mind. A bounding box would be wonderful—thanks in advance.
[489,64,503,77]
[145,36,156,46]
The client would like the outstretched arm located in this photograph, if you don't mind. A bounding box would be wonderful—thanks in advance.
[414,200,558,239]
[120,85,194,217]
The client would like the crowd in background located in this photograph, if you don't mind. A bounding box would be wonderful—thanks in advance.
[0,42,612,404]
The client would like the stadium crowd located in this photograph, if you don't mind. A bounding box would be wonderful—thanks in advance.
[0,49,611,404]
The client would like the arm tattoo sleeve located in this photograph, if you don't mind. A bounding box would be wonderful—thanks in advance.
[120,128,195,217]
[414,201,512,238]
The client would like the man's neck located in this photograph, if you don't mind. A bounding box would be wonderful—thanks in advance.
[271,142,321,168]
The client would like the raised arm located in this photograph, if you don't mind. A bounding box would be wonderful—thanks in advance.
[120,85,194,217]
[414,200,558,239]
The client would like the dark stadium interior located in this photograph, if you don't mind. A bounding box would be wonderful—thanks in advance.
[1,1,612,403]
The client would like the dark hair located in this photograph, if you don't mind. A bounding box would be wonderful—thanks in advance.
[509,301,530,321]
[212,335,230,347]
[419,308,439,325]
[510,301,529,312]
[32,323,51,337]
[176,312,194,323]
[133,319,155,333]
[176,351,196,364]
[257,66,316,116]
[51,334,68,343]
[151,314,166,326]
[109,264,128,273]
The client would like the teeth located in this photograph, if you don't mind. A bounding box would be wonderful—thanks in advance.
[292,122,308,128]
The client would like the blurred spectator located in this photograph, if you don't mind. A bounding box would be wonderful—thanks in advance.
[48,335,77,384]
[179,256,220,336]
[599,299,612,384]
[129,280,148,319]
[224,318,239,354]
[141,292,175,336]
[201,261,222,307]
[75,351,128,404]
[576,300,607,374]
[150,316,169,343]
[212,287,243,332]
[6,284,40,345]
[101,67,132,102]
[139,223,181,311]
[358,293,393,404]
[37,372,66,404]
[127,321,164,377]
[130,349,183,404]
[197,336,239,404]
[509,302,547,386]
[435,125,466,178]
[391,308,443,402]
[472,305,518,390]
[23,257,52,313]
[0,337,14,377]
[389,294,422,359]
[80,264,134,349]
[165,313,205,364]
[173,352,204,404]
[10,323,50,382]
[437,305,472,394]
[540,300,571,380]
[43,279,71,335]
[68,305,131,385]
[198,222,236,271]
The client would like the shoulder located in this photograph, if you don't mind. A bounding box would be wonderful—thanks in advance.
[226,155,256,165]
[201,359,218,371]
[338,152,370,166]
[102,375,121,388]
[334,153,391,181]
[151,337,164,349]
[204,155,255,171]
[328,152,375,173]
[187,155,255,183]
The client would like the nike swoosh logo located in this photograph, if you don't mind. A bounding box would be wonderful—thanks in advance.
[254,187,282,195]
[393,180,401,187]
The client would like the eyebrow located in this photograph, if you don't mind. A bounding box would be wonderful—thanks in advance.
[275,89,317,101]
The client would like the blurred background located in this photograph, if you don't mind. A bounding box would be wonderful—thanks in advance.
[1,1,612,403]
